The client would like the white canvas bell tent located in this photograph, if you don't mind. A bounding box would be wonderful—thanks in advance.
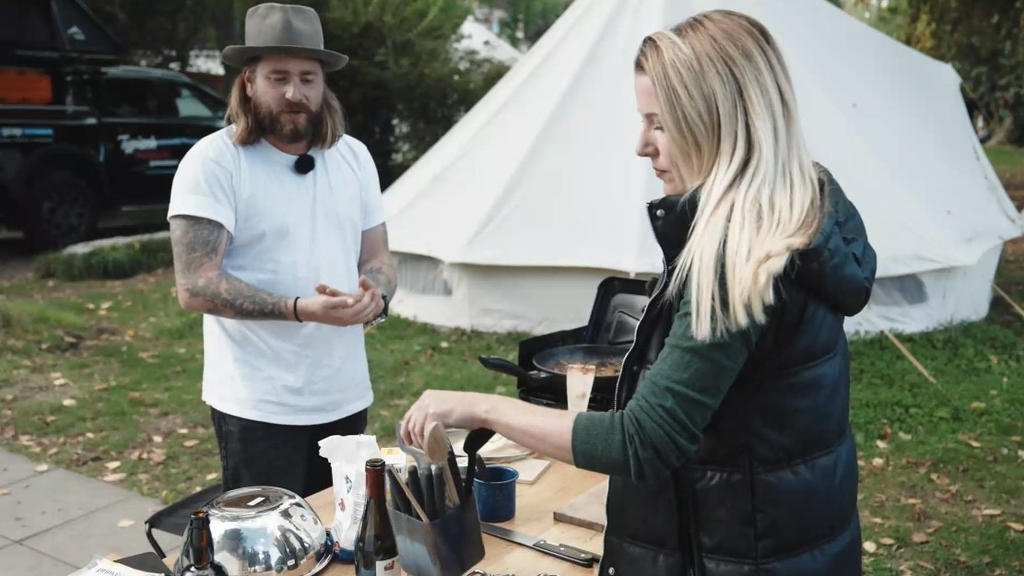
[382,0,1024,336]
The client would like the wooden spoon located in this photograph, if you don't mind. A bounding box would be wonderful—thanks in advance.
[424,421,461,506]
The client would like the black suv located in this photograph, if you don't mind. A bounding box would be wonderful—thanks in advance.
[1,0,226,249]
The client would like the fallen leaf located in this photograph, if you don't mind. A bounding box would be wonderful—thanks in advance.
[61,399,77,407]
[137,473,151,481]
[34,464,49,472]
[969,402,986,410]
[93,384,108,392]
[916,561,937,572]
[85,303,95,310]
[182,439,200,448]
[205,472,219,481]
[879,537,896,546]
[0,489,10,496]
[62,336,77,344]
[127,450,141,460]
[177,428,189,434]
[52,378,69,386]
[929,473,949,485]
[117,519,135,528]
[905,498,922,505]
[439,341,450,348]
[958,434,982,449]
[875,439,890,450]
[871,457,885,467]
[149,451,167,464]
[3,394,13,402]
[100,301,113,309]
[925,520,943,533]
[49,371,63,378]
[85,432,95,439]
[105,461,122,470]
[982,509,1003,516]
[862,541,878,553]
[47,448,58,456]
[127,392,142,400]
[1011,436,1022,443]
[898,432,913,441]
[911,532,929,544]
[43,416,56,424]
[871,517,885,525]
[1007,522,1024,533]
[103,473,127,482]
[152,435,163,444]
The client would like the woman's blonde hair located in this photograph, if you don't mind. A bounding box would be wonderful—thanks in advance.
[636,10,822,341]
[225,58,345,148]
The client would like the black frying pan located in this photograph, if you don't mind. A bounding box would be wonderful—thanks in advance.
[478,344,627,396]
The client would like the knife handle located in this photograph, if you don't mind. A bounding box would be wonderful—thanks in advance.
[534,540,599,567]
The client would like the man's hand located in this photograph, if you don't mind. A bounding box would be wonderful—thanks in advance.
[301,276,384,326]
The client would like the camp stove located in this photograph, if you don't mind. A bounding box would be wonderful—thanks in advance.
[477,277,652,412]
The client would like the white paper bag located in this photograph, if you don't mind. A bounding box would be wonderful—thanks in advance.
[318,434,381,561]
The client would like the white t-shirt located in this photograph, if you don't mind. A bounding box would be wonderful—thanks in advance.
[167,126,385,425]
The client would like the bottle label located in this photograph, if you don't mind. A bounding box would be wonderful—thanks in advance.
[377,557,401,576]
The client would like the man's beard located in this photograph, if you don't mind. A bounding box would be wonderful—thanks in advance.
[253,98,324,144]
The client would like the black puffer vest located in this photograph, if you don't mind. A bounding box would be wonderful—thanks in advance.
[599,167,877,576]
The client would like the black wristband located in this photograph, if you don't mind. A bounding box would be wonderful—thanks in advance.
[293,296,303,323]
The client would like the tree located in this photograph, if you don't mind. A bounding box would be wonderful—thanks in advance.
[845,0,1024,145]
[86,0,221,70]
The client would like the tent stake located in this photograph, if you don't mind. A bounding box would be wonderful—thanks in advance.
[881,329,937,384]
[992,283,1024,322]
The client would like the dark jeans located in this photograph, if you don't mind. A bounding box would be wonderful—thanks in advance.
[210,407,368,497]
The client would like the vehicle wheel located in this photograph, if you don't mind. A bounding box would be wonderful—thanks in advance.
[22,170,98,250]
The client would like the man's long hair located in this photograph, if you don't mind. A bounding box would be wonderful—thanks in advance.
[225,59,345,148]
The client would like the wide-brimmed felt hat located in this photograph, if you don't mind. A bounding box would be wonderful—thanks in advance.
[221,3,348,72]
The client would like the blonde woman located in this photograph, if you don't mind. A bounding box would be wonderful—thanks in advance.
[402,10,874,576]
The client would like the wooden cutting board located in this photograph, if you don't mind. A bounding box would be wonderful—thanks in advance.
[553,479,608,533]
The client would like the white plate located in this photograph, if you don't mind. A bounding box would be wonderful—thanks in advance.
[446,429,532,463]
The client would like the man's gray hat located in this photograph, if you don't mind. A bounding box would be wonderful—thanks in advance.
[221,3,348,71]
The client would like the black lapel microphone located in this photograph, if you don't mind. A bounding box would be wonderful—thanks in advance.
[294,151,315,175]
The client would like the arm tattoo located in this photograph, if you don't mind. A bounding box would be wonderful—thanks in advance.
[360,226,397,296]
[362,263,397,297]
[169,216,290,320]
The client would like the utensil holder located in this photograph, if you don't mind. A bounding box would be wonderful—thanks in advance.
[387,493,485,576]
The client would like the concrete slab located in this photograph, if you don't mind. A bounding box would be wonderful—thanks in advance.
[23,495,169,568]
[0,534,12,549]
[0,450,42,486]
[0,544,77,576]
[0,469,129,541]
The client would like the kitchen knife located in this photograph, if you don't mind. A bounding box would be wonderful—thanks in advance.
[385,465,411,516]
[446,446,463,497]
[480,523,600,567]
[406,465,425,514]
[421,468,436,520]
[430,464,446,515]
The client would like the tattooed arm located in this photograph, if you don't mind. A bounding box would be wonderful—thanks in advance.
[170,216,373,325]
[358,223,397,297]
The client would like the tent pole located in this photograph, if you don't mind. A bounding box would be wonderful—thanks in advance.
[992,283,1024,322]
[881,329,938,384]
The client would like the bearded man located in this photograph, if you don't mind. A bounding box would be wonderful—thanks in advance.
[167,2,396,496]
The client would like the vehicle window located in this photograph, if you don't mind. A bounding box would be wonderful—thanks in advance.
[173,84,223,118]
[103,78,178,118]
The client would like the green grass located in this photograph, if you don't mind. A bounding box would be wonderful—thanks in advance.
[0,269,523,504]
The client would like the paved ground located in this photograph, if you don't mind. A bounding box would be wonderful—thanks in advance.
[0,448,179,576]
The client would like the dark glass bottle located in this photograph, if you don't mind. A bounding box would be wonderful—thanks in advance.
[175,509,227,576]
[355,458,401,576]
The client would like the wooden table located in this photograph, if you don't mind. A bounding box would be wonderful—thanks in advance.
[308,460,605,575]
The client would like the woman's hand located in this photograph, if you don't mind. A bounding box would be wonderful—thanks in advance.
[400,390,492,449]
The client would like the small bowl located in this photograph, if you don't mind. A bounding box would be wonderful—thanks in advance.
[202,486,332,576]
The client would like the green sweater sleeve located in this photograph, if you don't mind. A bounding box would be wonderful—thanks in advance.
[571,292,764,484]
